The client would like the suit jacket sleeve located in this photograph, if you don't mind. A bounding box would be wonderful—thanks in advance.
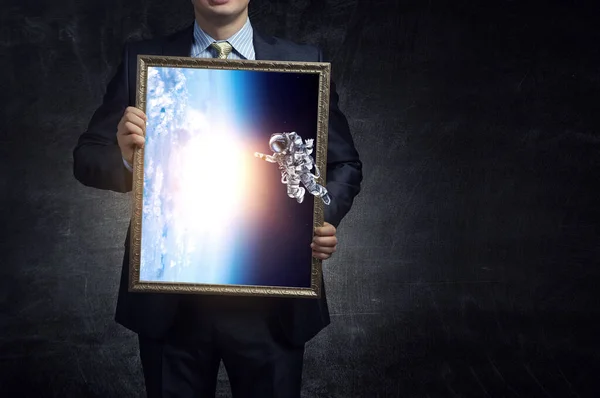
[73,44,133,193]
[319,50,363,228]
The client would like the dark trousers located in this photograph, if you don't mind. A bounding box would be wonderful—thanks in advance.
[137,297,305,398]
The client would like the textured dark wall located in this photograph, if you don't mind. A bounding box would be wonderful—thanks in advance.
[2,0,600,397]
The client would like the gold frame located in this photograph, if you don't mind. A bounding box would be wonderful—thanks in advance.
[129,55,330,298]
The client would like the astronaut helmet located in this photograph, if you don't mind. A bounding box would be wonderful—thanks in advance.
[269,133,291,154]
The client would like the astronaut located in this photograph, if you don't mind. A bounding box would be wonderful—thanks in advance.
[255,132,331,205]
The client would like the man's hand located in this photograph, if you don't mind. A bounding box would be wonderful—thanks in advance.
[117,107,147,165]
[311,222,337,260]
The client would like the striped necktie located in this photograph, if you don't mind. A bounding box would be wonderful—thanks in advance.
[210,41,233,59]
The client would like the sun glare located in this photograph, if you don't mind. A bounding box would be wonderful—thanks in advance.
[162,111,251,282]
[178,131,245,229]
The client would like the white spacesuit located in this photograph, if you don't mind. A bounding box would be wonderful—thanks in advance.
[255,132,331,205]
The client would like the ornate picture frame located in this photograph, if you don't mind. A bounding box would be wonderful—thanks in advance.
[128,55,330,298]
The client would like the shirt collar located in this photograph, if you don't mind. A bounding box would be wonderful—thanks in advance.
[192,18,254,60]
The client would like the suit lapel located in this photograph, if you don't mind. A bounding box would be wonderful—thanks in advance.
[253,31,282,61]
[161,24,195,57]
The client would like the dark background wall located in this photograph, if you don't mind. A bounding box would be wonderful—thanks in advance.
[1,0,600,397]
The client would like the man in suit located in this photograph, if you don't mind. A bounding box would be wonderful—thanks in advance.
[73,0,362,397]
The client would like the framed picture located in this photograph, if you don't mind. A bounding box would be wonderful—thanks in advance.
[128,55,331,298]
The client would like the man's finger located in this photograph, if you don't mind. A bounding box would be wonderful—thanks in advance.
[312,236,337,247]
[123,121,145,137]
[126,106,147,120]
[118,116,146,136]
[123,113,147,131]
[124,134,145,148]
[314,223,336,236]
[312,251,331,260]
[311,244,336,254]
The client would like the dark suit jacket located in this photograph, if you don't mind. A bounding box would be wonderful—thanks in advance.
[73,24,362,346]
